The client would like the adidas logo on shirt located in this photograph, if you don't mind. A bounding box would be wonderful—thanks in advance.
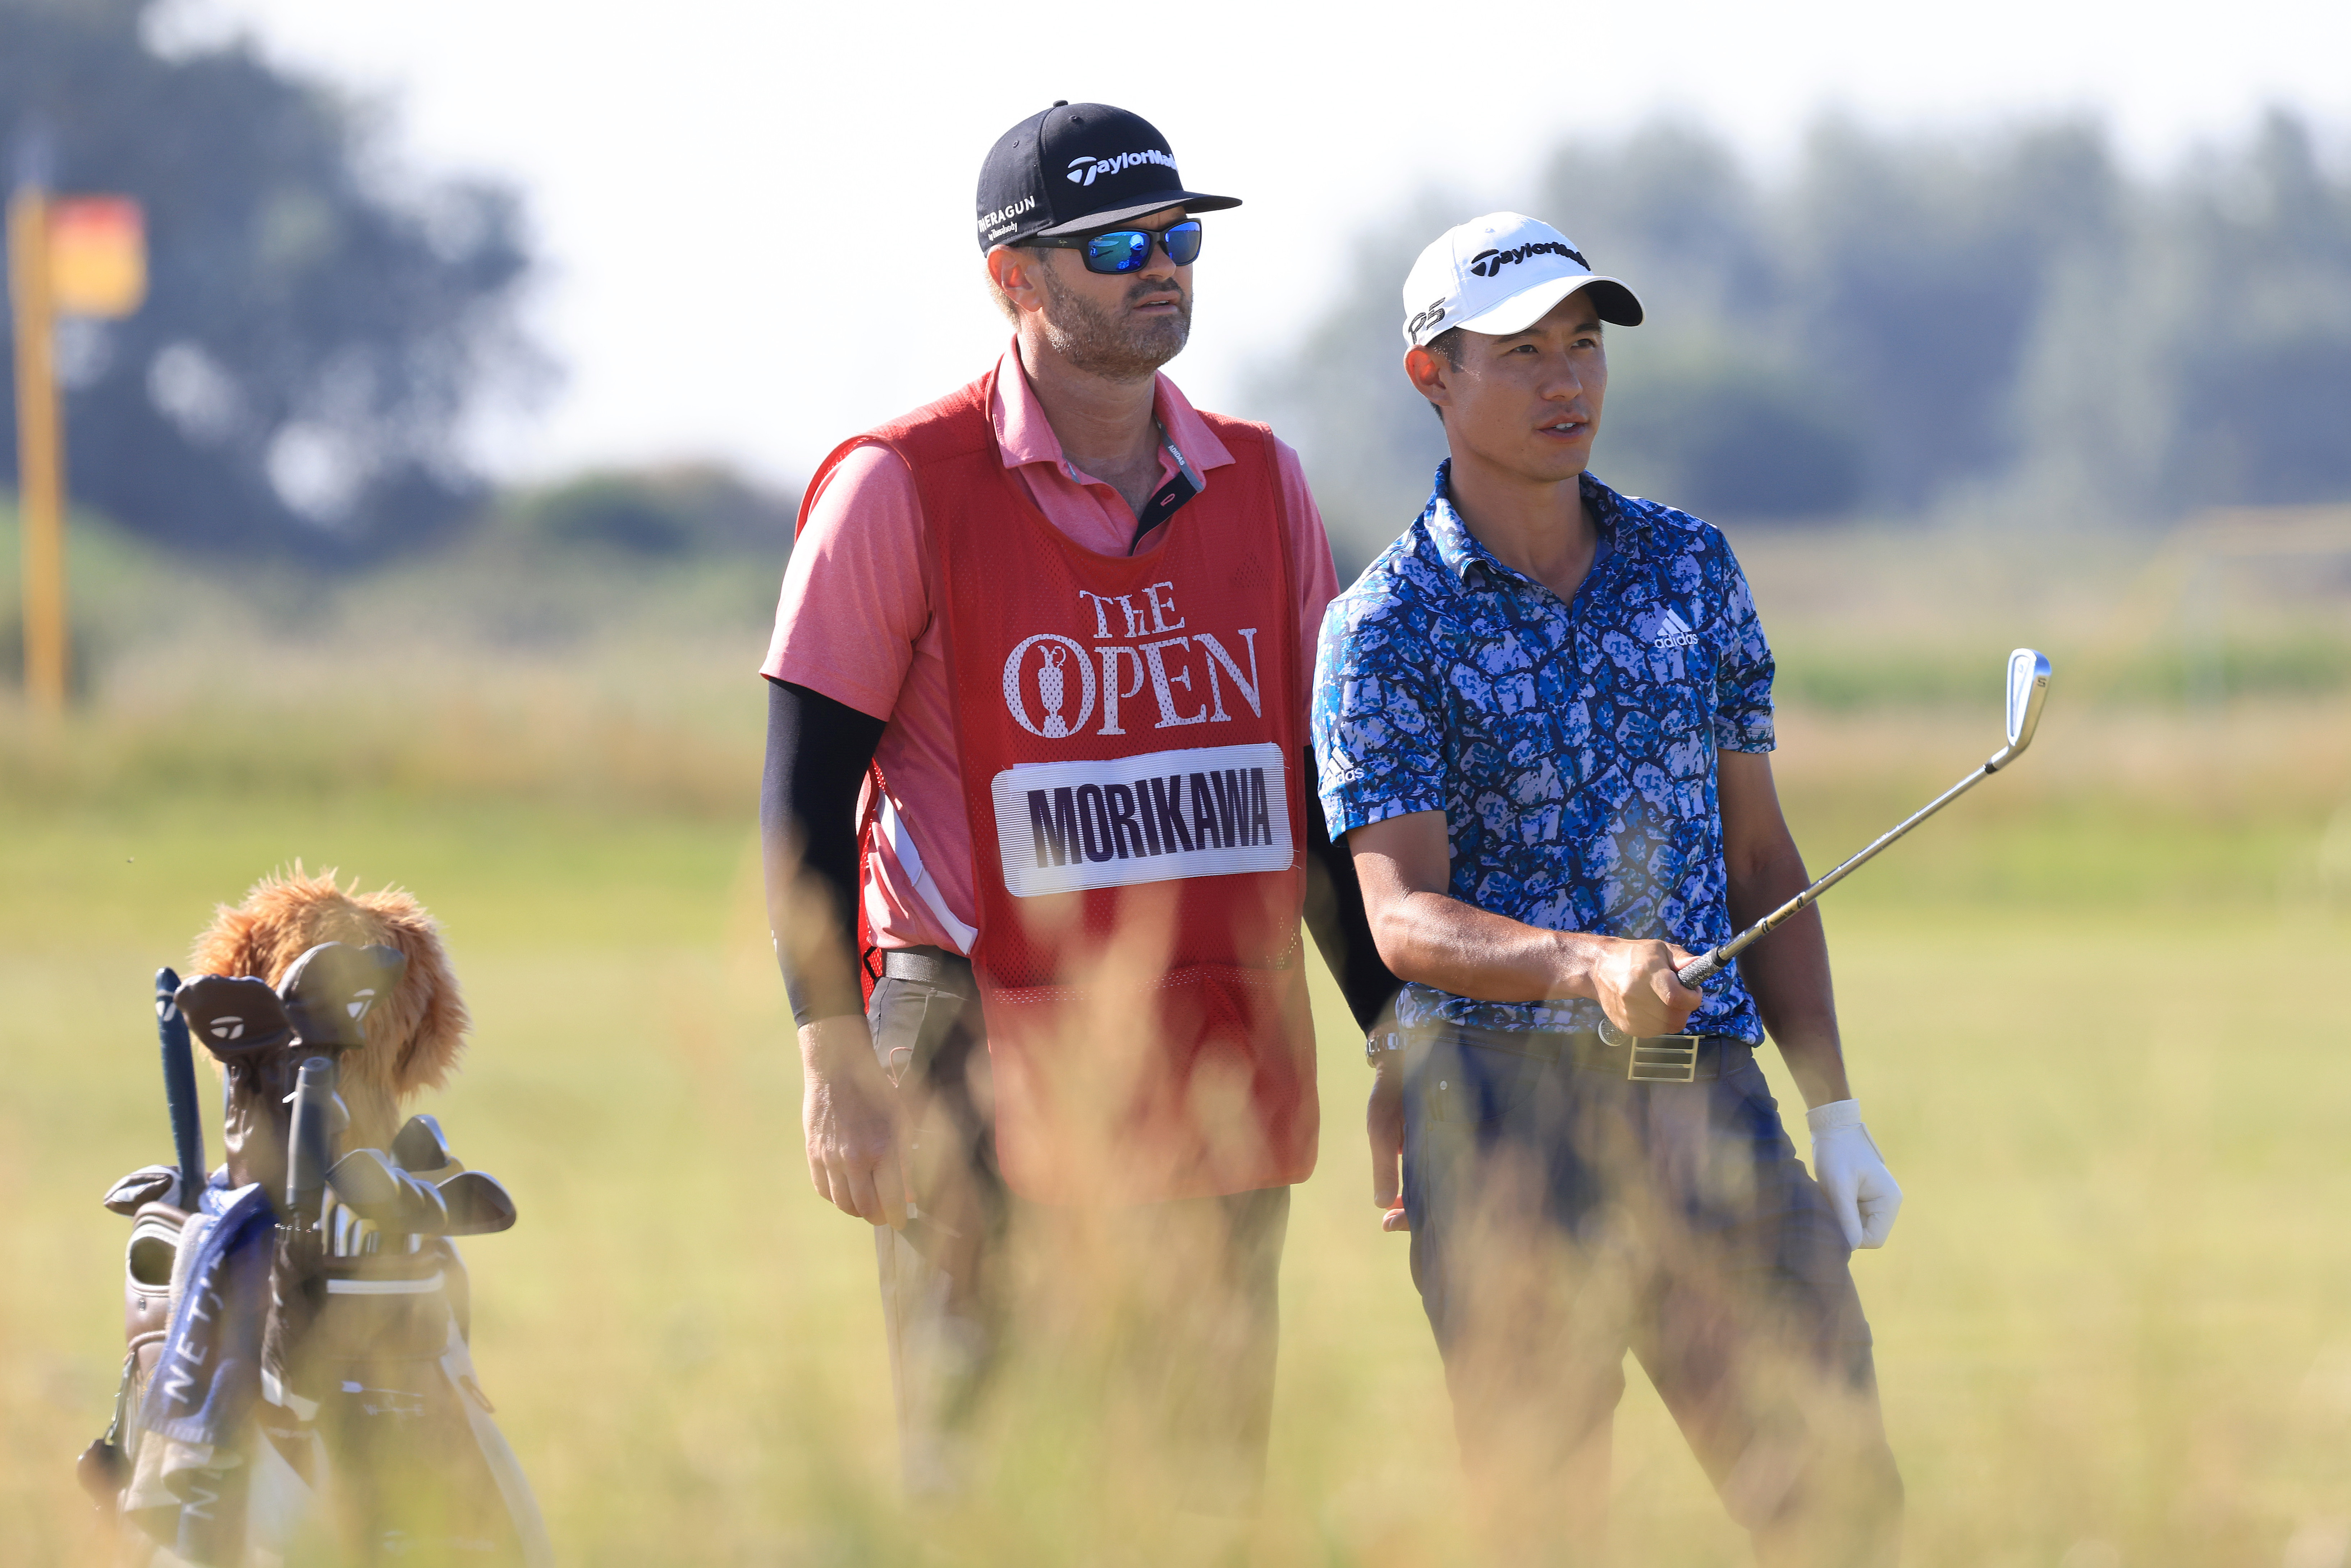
[1651,608,1701,650]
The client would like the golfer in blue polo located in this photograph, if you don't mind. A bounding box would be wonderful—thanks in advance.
[1311,213,1906,1565]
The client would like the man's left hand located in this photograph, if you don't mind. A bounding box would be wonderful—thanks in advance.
[1805,1100,1902,1248]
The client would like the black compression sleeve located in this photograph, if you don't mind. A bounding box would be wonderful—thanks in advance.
[762,678,888,1027]
[1301,746,1401,1032]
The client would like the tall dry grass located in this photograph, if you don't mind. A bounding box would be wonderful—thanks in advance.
[1,510,2348,1565]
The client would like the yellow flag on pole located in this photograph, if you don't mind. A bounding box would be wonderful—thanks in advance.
[48,195,145,318]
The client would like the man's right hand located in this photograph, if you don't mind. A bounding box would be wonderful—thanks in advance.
[1590,937,1703,1038]
[799,1014,908,1228]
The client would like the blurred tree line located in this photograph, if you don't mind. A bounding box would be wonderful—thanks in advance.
[501,463,798,561]
[1,0,542,564]
[1255,111,2351,571]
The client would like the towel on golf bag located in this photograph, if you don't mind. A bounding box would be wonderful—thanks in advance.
[141,1181,275,1452]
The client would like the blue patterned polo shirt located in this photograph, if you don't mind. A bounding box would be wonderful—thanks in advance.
[1312,462,1776,1041]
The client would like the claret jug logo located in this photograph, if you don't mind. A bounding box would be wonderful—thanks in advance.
[1004,635,1096,738]
[987,579,1293,896]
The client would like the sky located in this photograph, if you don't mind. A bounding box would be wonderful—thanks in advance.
[164,0,2351,489]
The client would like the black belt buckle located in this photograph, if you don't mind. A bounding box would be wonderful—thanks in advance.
[1627,1034,1702,1084]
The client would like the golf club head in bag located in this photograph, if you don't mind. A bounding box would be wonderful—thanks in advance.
[391,1113,458,1177]
[330,1150,519,1238]
[328,1149,449,1233]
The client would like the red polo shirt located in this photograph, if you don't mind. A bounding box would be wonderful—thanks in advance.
[761,344,1341,956]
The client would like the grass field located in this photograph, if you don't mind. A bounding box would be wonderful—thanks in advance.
[3,512,2350,1565]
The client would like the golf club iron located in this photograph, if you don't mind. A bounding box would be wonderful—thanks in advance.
[1599,647,2050,1046]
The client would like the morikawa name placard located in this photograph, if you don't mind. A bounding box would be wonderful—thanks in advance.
[990,742,1293,897]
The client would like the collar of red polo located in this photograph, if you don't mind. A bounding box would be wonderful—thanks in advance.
[990,341,1234,478]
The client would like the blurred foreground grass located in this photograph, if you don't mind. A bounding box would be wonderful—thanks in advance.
[3,513,2350,1565]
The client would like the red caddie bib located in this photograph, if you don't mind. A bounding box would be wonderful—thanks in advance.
[806,370,1316,1204]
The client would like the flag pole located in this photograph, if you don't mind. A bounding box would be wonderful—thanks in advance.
[8,180,67,716]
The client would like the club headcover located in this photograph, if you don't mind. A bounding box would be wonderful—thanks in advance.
[390,1113,459,1176]
[177,974,301,1194]
[175,975,293,1062]
[102,1165,180,1217]
[279,941,407,1054]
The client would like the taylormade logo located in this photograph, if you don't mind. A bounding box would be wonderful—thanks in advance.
[1651,608,1701,650]
[1467,239,1591,278]
[1067,148,1175,186]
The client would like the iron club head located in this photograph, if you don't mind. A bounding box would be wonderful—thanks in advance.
[1989,647,2051,770]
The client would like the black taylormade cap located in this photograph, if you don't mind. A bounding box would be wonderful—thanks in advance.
[975,101,1241,252]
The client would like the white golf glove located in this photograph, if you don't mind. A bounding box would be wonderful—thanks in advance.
[1806,1100,1902,1249]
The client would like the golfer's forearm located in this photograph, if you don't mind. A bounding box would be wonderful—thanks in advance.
[1727,855,1850,1106]
[1747,939,1850,1106]
[1370,891,1610,1005]
[1303,762,1403,1031]
[763,678,887,1026]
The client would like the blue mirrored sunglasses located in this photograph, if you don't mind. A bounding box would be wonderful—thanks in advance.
[1033,219,1203,274]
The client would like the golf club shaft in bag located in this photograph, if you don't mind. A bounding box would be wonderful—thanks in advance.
[154,967,205,1207]
[1678,647,2052,991]
[286,1057,335,1224]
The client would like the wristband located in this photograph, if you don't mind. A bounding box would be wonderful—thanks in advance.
[1805,1099,1864,1136]
[1365,1029,1403,1069]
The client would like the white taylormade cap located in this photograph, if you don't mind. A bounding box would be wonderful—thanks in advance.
[1400,211,1644,349]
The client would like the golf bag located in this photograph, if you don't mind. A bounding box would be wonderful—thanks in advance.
[79,925,552,1567]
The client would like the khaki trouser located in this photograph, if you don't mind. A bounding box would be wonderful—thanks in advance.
[867,961,1288,1517]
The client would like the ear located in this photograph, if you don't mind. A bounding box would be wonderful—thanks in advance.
[988,245,1049,317]
[1403,344,1455,420]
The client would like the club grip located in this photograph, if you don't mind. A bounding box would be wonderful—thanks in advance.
[1676,949,1727,988]
[286,1058,336,1223]
[154,967,205,1205]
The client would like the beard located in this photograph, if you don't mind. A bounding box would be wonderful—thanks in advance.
[1035,261,1192,381]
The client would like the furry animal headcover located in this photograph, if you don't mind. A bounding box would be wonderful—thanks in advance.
[188,867,468,1154]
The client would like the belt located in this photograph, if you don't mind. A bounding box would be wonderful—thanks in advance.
[880,945,975,989]
[1421,1023,1753,1085]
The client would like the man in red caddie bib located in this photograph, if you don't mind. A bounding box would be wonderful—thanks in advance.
[757,101,1394,1508]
